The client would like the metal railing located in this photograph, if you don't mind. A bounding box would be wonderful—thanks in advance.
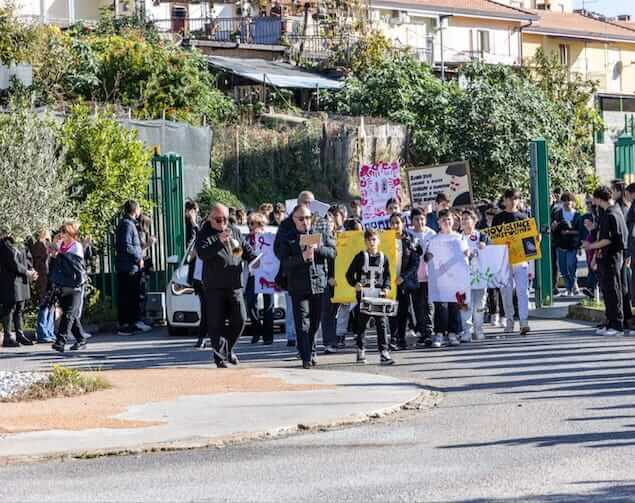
[152,16,284,45]
[286,35,357,62]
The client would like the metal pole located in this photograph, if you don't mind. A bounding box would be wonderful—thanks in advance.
[439,16,447,81]
[530,138,552,308]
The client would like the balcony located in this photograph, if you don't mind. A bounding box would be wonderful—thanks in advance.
[152,16,284,46]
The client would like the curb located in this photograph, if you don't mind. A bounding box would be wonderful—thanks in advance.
[0,389,440,466]
[567,303,604,323]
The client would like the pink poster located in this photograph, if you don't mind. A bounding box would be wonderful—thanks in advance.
[359,161,401,222]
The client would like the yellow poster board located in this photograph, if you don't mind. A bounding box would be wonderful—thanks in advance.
[483,218,541,265]
[333,230,399,304]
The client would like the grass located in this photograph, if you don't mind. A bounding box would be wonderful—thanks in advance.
[580,298,605,310]
[3,365,112,403]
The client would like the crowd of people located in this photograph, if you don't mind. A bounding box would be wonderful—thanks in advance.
[1,180,633,366]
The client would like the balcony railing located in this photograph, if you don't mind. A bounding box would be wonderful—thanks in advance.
[152,16,284,46]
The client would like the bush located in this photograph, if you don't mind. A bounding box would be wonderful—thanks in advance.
[62,104,152,242]
[197,182,243,215]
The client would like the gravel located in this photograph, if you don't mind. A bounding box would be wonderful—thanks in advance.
[0,371,48,400]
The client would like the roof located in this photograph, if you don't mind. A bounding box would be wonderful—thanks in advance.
[371,0,536,21]
[525,10,635,43]
[207,56,344,89]
[613,20,635,32]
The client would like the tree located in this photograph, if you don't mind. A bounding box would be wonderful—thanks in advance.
[0,105,73,240]
[62,104,152,242]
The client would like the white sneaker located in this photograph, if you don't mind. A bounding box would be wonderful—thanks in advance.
[448,333,460,346]
[135,321,152,333]
[460,332,472,343]
[595,327,607,336]
[491,314,500,327]
[323,345,338,354]
[604,328,623,337]
[356,348,367,363]
[432,334,443,348]
[474,332,485,341]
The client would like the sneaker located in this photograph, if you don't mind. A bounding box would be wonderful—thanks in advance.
[227,351,239,365]
[603,328,623,336]
[474,332,486,341]
[582,288,594,300]
[491,314,500,327]
[135,321,152,333]
[336,336,346,349]
[504,320,515,334]
[572,287,581,296]
[213,350,227,368]
[520,323,530,336]
[70,340,87,351]
[117,326,137,336]
[323,345,338,354]
[311,353,318,367]
[460,333,472,343]
[52,341,65,353]
[595,326,608,336]
[380,350,394,365]
[448,333,460,346]
[415,336,428,348]
[432,334,443,348]
[356,348,367,363]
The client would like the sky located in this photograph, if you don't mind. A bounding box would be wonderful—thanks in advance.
[574,0,635,17]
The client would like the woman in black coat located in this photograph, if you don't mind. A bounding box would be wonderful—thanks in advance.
[0,234,37,347]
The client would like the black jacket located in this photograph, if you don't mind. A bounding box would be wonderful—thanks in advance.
[0,238,30,305]
[196,224,257,291]
[346,251,391,292]
[395,234,419,293]
[278,227,336,297]
[552,209,583,250]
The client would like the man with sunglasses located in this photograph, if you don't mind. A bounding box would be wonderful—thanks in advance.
[196,203,258,368]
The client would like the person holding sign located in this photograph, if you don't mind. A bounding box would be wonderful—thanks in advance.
[491,189,531,336]
[278,205,336,369]
[346,229,394,365]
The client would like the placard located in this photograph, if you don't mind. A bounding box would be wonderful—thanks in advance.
[482,218,541,265]
[363,211,411,230]
[285,198,330,218]
[333,230,398,304]
[469,245,511,290]
[427,235,471,304]
[300,233,322,247]
[359,161,402,222]
[252,232,282,294]
[407,161,473,207]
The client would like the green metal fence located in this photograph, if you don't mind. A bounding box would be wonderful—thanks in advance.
[615,134,635,181]
[89,153,186,311]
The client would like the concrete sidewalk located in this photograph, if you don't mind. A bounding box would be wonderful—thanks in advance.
[0,368,425,464]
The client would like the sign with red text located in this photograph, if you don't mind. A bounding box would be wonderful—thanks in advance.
[359,161,402,222]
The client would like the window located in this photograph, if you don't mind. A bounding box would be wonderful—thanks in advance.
[477,30,490,54]
[559,44,569,66]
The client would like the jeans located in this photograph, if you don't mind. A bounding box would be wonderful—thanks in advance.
[285,292,296,342]
[244,276,274,343]
[291,293,322,364]
[598,255,624,330]
[320,290,338,347]
[461,289,486,336]
[557,248,578,291]
[502,262,529,323]
[36,304,55,341]
[336,304,353,337]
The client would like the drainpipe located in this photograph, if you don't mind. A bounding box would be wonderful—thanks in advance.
[439,15,451,81]
[518,20,533,67]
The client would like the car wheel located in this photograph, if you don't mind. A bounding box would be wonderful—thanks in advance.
[167,324,188,337]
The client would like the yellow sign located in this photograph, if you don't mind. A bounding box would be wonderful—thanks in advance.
[333,230,399,304]
[483,218,541,265]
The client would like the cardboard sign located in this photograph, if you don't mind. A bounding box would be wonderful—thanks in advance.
[469,245,511,290]
[252,232,282,294]
[333,230,398,304]
[407,161,473,207]
[427,234,471,304]
[300,233,322,247]
[363,211,411,230]
[482,218,541,265]
[359,161,402,222]
[285,198,330,218]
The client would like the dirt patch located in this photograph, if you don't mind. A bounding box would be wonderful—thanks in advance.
[0,368,331,434]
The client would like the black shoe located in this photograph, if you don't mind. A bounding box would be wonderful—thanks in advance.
[582,288,594,300]
[336,336,346,349]
[311,354,318,367]
[287,340,296,347]
[227,351,239,365]
[250,334,261,344]
[302,361,311,369]
[52,341,65,353]
[213,352,228,368]
[263,339,274,345]
[70,340,87,351]
[2,337,19,348]
[16,332,34,346]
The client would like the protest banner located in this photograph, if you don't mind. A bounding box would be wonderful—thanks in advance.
[469,245,511,290]
[427,236,471,304]
[333,230,398,304]
[407,161,473,207]
[359,161,402,222]
[252,232,281,294]
[285,198,330,218]
[482,218,541,265]
[363,211,411,230]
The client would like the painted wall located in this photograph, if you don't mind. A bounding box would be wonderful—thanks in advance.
[523,33,635,95]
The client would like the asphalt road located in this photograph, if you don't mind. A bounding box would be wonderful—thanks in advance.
[2,318,635,502]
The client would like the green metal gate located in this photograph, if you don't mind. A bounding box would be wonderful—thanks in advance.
[615,134,635,181]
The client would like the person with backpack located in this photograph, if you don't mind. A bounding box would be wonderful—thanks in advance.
[50,221,89,353]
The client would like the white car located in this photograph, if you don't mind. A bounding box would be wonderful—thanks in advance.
[166,227,286,337]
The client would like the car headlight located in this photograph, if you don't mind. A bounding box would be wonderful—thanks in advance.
[171,282,195,295]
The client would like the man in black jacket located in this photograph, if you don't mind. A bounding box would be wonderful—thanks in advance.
[278,205,335,369]
[196,203,258,368]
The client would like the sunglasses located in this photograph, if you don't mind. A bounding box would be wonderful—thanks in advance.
[214,217,228,224]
